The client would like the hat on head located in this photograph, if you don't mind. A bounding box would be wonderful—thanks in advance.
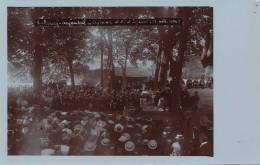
[84,141,97,152]
[97,120,107,128]
[142,125,149,133]
[124,141,135,152]
[114,123,124,133]
[61,120,70,125]
[108,120,114,125]
[62,128,72,135]
[175,134,184,140]
[81,120,88,126]
[41,148,55,155]
[101,138,111,146]
[118,132,130,142]
[147,139,158,150]
[60,112,68,115]
[162,131,168,137]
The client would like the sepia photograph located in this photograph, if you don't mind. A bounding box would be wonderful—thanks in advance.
[7,7,213,156]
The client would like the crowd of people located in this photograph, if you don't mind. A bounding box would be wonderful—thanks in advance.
[8,82,213,156]
[185,77,213,89]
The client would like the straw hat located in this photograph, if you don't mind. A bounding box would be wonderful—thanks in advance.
[118,132,130,142]
[108,120,114,125]
[124,141,135,152]
[97,120,107,128]
[61,120,70,125]
[41,148,55,155]
[162,131,168,137]
[101,138,111,146]
[60,112,68,115]
[62,128,72,135]
[147,139,158,150]
[142,125,149,133]
[114,123,124,133]
[80,120,88,126]
[84,141,97,152]
[175,134,184,140]
[74,124,83,131]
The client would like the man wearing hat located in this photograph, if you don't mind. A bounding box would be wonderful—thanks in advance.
[171,134,184,156]
[69,132,84,155]
[123,141,136,155]
[197,133,213,156]
[147,139,159,155]
[96,137,114,155]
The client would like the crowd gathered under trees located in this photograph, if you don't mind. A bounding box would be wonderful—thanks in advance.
[8,7,213,156]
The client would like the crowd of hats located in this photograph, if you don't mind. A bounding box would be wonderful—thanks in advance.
[8,101,196,155]
[36,109,188,155]
[8,85,213,156]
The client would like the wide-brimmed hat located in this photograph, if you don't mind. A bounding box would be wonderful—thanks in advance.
[74,124,83,131]
[118,132,130,142]
[84,141,97,152]
[175,134,184,140]
[62,128,72,135]
[124,141,135,151]
[141,125,149,133]
[148,139,158,150]
[101,138,111,146]
[108,120,114,125]
[114,123,124,133]
[80,120,88,126]
[162,131,168,137]
[60,112,68,115]
[97,120,107,128]
[61,120,70,125]
[41,148,55,155]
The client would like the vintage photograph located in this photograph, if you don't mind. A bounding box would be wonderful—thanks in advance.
[8,7,213,156]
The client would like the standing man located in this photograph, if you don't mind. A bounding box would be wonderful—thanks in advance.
[191,91,200,112]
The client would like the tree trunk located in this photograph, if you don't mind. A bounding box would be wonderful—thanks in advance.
[107,29,114,88]
[32,27,43,97]
[170,9,192,114]
[154,39,163,89]
[122,46,129,90]
[100,41,104,88]
[158,42,170,89]
[33,52,43,96]
[67,58,75,87]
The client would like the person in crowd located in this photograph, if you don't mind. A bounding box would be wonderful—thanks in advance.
[8,79,212,156]
[197,133,213,156]
[191,91,200,112]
